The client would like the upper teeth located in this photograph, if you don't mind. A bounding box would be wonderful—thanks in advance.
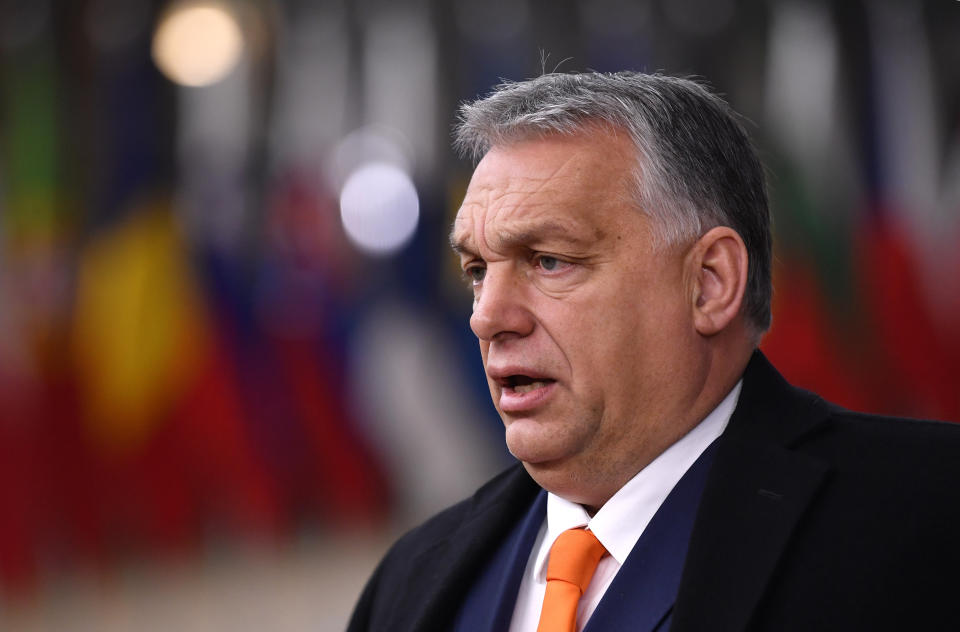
[514,381,547,394]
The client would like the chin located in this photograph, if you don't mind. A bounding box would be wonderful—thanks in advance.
[505,415,592,465]
[520,459,600,507]
[505,425,568,464]
[506,441,555,465]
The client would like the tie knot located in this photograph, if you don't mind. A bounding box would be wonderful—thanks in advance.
[545,528,608,594]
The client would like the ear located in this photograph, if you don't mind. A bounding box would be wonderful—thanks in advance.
[689,226,749,336]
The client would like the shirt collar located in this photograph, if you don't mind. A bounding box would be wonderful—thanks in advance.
[534,380,742,580]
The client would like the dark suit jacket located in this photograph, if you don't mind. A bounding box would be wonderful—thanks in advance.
[348,352,960,631]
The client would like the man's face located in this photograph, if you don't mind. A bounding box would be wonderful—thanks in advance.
[452,129,709,508]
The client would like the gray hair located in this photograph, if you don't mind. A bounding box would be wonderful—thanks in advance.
[454,71,772,333]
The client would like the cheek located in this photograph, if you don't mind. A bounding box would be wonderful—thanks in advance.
[568,286,687,380]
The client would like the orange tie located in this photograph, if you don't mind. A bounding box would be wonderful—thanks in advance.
[536,528,608,632]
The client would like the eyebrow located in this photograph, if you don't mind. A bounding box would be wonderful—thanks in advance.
[449,220,594,256]
[449,228,470,255]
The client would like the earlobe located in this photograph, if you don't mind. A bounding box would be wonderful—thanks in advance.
[691,227,748,336]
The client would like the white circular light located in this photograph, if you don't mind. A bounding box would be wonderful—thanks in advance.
[152,2,243,87]
[339,163,420,256]
[327,126,412,192]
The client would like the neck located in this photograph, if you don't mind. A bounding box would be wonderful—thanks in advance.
[585,340,753,514]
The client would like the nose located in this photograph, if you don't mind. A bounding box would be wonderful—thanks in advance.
[469,265,534,342]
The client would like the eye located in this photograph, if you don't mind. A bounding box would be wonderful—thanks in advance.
[463,264,486,285]
[539,256,560,271]
[534,254,570,273]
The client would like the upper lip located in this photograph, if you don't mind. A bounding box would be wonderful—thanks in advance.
[486,365,557,387]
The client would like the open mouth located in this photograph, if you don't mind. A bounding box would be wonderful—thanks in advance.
[505,375,555,394]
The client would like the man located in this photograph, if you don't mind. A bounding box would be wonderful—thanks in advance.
[348,72,960,631]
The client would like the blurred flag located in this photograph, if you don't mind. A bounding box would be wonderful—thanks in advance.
[72,203,205,452]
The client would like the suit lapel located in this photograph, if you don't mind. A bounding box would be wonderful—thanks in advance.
[671,438,828,632]
[400,465,540,632]
[671,352,832,632]
[453,491,548,632]
[586,440,719,632]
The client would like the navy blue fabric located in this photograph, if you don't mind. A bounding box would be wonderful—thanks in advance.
[584,440,719,632]
[454,440,717,632]
[453,490,548,632]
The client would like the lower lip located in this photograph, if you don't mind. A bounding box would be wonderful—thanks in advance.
[499,381,557,413]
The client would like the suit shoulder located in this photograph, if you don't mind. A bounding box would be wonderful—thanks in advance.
[387,462,533,557]
[824,403,960,447]
[798,403,960,494]
[362,463,537,596]
[347,463,536,630]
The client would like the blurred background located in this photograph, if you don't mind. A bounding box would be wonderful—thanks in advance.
[0,0,958,628]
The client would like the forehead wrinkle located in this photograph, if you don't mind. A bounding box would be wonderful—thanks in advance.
[467,146,582,212]
[485,218,593,254]
[453,194,608,260]
[452,146,609,256]
[483,150,582,214]
[451,199,486,256]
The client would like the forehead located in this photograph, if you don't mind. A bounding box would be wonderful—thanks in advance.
[452,130,637,251]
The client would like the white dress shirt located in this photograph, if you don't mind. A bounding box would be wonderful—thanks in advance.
[507,381,742,632]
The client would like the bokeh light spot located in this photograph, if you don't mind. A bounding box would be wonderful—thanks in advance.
[152,1,243,87]
[339,163,420,256]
